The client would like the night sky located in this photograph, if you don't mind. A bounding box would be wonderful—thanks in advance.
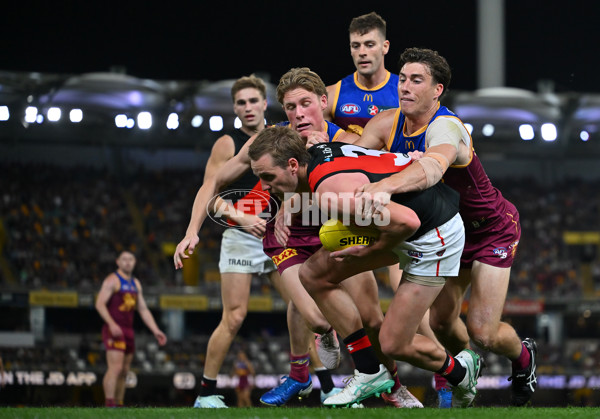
[2,1,599,92]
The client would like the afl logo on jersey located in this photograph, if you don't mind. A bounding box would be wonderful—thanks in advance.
[340,103,361,115]
[368,105,379,116]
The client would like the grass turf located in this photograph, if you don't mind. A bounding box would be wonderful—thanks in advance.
[1,407,599,419]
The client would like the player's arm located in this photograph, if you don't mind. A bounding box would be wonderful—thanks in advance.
[323,83,337,121]
[135,279,167,346]
[95,274,123,338]
[352,109,395,150]
[316,172,420,254]
[336,130,360,144]
[212,196,266,239]
[174,135,255,268]
[355,118,463,218]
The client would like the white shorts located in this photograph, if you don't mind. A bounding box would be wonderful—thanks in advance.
[219,228,276,274]
[394,213,465,279]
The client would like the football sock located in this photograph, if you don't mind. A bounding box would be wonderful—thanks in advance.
[434,373,450,391]
[105,398,116,407]
[289,353,310,383]
[389,364,402,392]
[199,376,217,397]
[315,367,334,393]
[343,329,380,374]
[512,341,531,371]
[437,353,466,387]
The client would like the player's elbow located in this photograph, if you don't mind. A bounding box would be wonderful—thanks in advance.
[405,213,421,236]
[208,175,223,193]
[94,301,104,313]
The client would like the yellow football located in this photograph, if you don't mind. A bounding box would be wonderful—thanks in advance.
[319,219,380,252]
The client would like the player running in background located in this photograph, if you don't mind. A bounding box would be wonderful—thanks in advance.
[95,250,167,407]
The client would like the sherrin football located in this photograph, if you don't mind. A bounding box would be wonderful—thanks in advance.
[319,219,380,252]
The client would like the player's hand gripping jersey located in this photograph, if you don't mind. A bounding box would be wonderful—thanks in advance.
[307,142,460,241]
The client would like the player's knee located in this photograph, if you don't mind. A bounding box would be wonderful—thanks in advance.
[379,334,409,360]
[467,323,496,351]
[429,313,451,334]
[109,363,125,377]
[223,307,248,333]
[362,313,383,334]
[303,310,330,333]
[298,264,318,294]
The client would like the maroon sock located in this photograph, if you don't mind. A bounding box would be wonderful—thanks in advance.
[512,342,531,371]
[434,373,450,391]
[105,398,116,407]
[389,364,401,392]
[289,353,310,383]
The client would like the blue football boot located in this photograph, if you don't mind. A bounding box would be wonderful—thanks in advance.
[260,375,313,406]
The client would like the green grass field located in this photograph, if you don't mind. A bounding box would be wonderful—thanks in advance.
[1,407,600,419]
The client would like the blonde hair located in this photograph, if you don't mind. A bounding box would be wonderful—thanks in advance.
[276,67,327,104]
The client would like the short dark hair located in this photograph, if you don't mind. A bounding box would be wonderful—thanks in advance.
[349,12,387,38]
[231,74,267,101]
[276,67,327,105]
[248,126,311,168]
[117,250,136,259]
[398,47,452,97]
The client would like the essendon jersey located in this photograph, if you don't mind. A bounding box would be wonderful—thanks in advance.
[308,142,412,190]
[106,271,138,328]
[307,142,459,241]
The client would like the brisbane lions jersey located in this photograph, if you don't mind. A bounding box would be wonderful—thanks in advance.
[307,142,459,241]
[329,72,400,134]
[106,271,138,328]
[385,105,518,235]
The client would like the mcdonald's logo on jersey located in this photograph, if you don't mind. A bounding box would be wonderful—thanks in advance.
[363,93,373,102]
[405,140,415,150]
[340,104,361,115]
